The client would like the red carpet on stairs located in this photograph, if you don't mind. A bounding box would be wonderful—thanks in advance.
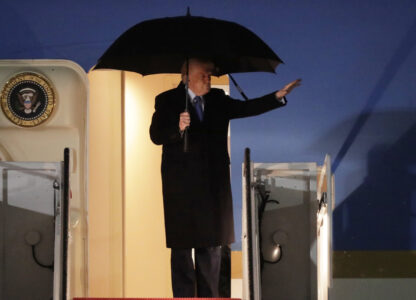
[74,298,241,300]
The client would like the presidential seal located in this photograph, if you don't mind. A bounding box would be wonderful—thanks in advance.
[0,72,56,127]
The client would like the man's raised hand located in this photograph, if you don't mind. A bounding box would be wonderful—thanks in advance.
[275,78,302,99]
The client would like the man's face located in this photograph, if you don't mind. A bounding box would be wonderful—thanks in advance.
[187,61,213,96]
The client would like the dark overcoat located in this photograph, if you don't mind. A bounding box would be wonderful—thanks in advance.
[149,82,285,248]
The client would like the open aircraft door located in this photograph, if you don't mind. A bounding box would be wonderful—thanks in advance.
[0,149,72,299]
[0,60,88,299]
[243,148,334,300]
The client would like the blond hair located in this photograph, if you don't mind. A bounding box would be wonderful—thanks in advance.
[181,58,214,82]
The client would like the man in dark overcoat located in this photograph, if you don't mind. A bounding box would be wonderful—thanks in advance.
[149,58,300,297]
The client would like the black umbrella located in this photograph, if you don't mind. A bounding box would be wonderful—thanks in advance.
[94,12,283,151]
[94,13,283,76]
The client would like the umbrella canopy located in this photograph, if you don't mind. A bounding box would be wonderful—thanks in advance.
[94,14,283,76]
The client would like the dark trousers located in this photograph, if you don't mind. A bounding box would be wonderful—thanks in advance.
[171,246,221,298]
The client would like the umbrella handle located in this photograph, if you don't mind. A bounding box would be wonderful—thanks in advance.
[184,57,190,153]
[183,127,189,152]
